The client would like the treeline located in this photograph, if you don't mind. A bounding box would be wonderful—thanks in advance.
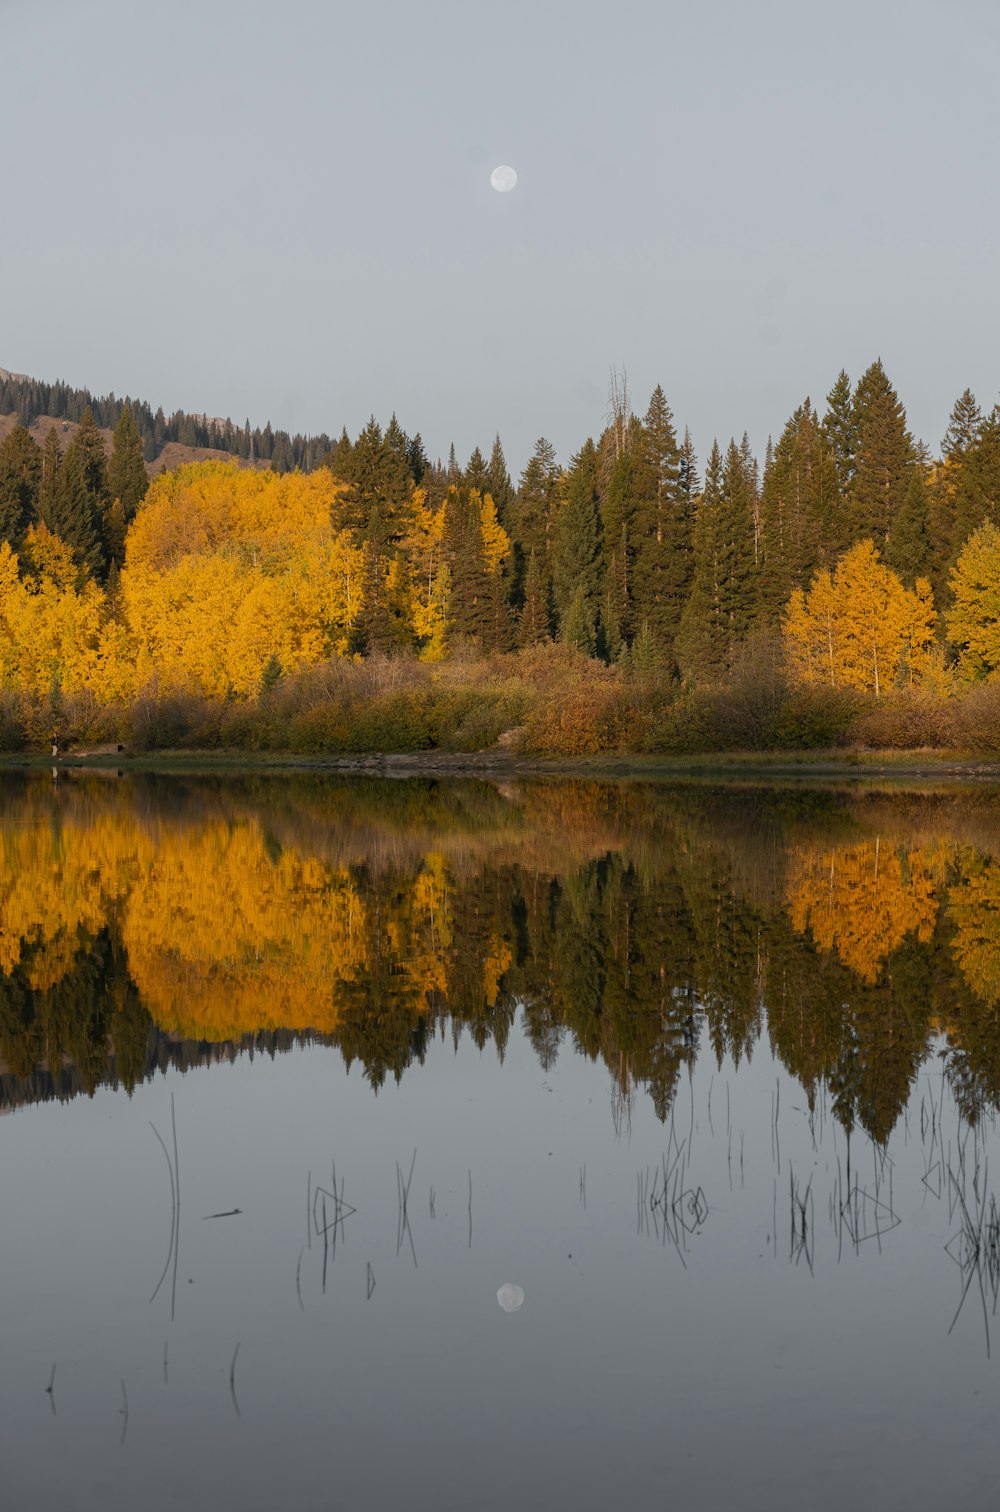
[0,370,334,470]
[2,359,1000,754]
[322,364,1000,682]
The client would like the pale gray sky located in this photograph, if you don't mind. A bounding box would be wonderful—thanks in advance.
[3,0,997,470]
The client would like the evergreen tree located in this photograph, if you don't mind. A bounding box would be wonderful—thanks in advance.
[942,389,983,460]
[106,404,148,520]
[104,497,128,570]
[510,437,559,605]
[36,427,62,531]
[487,434,513,524]
[50,446,105,579]
[464,446,489,492]
[599,584,623,662]
[758,400,839,621]
[70,406,108,507]
[678,427,700,504]
[718,438,759,637]
[885,466,931,584]
[0,424,42,544]
[631,385,690,663]
[407,432,428,485]
[560,582,596,655]
[518,549,549,647]
[443,487,492,644]
[352,542,412,654]
[330,416,414,551]
[822,368,856,497]
[551,440,602,629]
[850,360,912,545]
[676,442,731,683]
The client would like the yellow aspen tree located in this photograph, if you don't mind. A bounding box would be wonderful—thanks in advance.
[783,540,935,696]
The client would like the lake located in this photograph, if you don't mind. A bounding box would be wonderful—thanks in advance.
[1,770,1000,1510]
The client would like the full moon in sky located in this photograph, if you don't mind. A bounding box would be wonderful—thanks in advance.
[490,165,518,193]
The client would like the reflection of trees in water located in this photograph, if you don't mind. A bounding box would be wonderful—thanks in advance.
[2,773,1000,1136]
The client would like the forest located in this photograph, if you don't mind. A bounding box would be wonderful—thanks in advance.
[0,360,999,755]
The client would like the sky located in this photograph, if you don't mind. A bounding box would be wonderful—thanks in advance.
[3,0,999,472]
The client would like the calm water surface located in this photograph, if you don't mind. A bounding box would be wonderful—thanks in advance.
[2,771,1000,1510]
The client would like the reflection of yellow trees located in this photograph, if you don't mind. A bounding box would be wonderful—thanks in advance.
[786,840,941,982]
[949,854,1000,1007]
[0,802,471,1042]
[0,813,140,984]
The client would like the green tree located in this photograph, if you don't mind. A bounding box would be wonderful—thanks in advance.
[942,389,983,460]
[560,582,596,655]
[758,400,839,621]
[885,466,931,585]
[464,446,489,492]
[551,439,602,629]
[48,446,105,579]
[676,441,728,682]
[850,360,912,545]
[822,368,856,498]
[0,424,42,545]
[510,437,559,604]
[518,548,549,647]
[106,404,149,520]
[631,385,690,663]
[69,406,108,507]
[487,434,513,525]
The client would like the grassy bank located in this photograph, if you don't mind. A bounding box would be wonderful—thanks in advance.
[3,642,999,766]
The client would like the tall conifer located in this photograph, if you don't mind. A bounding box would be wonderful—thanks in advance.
[0,424,42,544]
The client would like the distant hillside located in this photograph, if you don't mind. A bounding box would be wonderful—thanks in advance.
[0,411,270,476]
[0,366,334,474]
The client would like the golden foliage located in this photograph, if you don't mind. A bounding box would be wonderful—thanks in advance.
[123,462,363,695]
[784,540,936,697]
[0,539,106,696]
[786,838,941,983]
[948,853,1000,1007]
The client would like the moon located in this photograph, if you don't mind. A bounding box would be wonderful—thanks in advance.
[490,165,518,193]
[497,1283,525,1312]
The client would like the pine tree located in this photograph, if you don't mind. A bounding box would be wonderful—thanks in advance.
[407,432,428,485]
[464,446,489,492]
[36,427,62,531]
[443,487,492,644]
[719,439,759,638]
[551,440,602,629]
[851,361,913,546]
[104,496,128,570]
[599,585,623,661]
[885,467,931,584]
[676,441,730,683]
[510,437,559,605]
[942,389,983,460]
[50,446,105,579]
[0,424,42,544]
[70,406,108,507]
[631,386,690,663]
[560,583,595,655]
[758,401,839,621]
[106,404,149,520]
[487,434,513,524]
[518,549,549,647]
[678,427,700,503]
[822,369,856,497]
[330,416,414,551]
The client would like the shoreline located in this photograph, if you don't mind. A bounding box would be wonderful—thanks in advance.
[4,746,1000,784]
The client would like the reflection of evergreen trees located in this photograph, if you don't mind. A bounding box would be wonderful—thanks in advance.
[4,776,1000,1137]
